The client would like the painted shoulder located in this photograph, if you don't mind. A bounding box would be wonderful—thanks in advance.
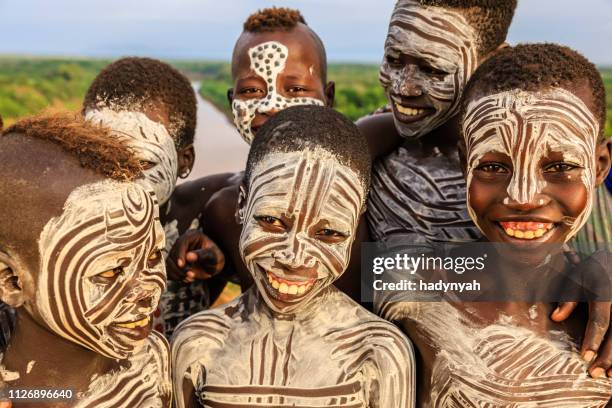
[173,172,238,205]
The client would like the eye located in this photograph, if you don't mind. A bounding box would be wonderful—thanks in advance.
[286,85,308,94]
[475,163,509,173]
[386,54,402,67]
[420,65,448,78]
[139,160,157,170]
[147,250,163,268]
[315,228,348,243]
[239,87,265,97]
[543,162,581,173]
[92,266,124,284]
[255,215,286,231]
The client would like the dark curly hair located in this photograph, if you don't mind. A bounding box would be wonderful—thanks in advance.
[418,0,517,55]
[246,105,371,198]
[83,57,196,148]
[244,7,306,32]
[3,112,142,181]
[461,43,607,140]
[238,7,327,83]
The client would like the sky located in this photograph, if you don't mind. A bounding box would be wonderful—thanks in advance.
[0,0,610,65]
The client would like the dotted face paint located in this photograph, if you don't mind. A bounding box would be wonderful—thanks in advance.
[37,180,166,359]
[463,88,599,241]
[231,41,325,144]
[380,0,477,138]
[85,109,178,205]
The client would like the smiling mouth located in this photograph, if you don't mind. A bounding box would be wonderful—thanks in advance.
[266,271,316,296]
[390,97,435,123]
[115,316,150,329]
[499,221,555,240]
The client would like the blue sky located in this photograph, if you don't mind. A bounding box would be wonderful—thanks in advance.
[0,0,610,65]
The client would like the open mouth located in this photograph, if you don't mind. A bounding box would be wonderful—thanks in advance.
[390,95,435,123]
[498,221,555,240]
[266,271,316,297]
[109,316,151,342]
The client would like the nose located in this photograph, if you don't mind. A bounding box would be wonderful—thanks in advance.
[503,193,551,212]
[274,233,316,271]
[395,65,423,97]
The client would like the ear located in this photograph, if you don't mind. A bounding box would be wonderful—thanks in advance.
[227,88,234,108]
[478,41,510,65]
[0,253,25,308]
[594,138,612,186]
[177,144,195,179]
[324,81,335,108]
[235,183,247,225]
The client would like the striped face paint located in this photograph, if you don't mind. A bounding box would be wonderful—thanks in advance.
[37,180,166,359]
[463,88,599,241]
[85,109,178,205]
[231,41,324,144]
[239,149,365,314]
[380,0,478,138]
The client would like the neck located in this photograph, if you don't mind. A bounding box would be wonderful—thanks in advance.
[250,286,336,322]
[419,114,461,155]
[3,310,118,389]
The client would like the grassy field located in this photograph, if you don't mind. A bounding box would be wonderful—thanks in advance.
[0,57,610,137]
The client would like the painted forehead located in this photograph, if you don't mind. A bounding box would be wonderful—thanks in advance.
[463,88,599,154]
[248,149,366,212]
[386,0,477,69]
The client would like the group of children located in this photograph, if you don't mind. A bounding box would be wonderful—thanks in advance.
[0,1,610,407]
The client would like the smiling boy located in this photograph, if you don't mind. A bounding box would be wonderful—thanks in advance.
[172,106,414,408]
[0,113,171,406]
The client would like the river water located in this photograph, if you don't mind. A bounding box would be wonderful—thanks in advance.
[181,84,249,182]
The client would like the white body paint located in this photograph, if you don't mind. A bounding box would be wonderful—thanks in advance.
[380,0,477,138]
[76,331,171,408]
[377,299,612,407]
[85,109,178,205]
[232,41,324,144]
[172,287,415,408]
[37,180,166,359]
[463,88,599,240]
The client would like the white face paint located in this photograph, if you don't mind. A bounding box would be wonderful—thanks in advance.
[37,180,166,359]
[231,41,325,144]
[380,0,478,138]
[239,149,365,314]
[85,109,178,205]
[463,88,599,241]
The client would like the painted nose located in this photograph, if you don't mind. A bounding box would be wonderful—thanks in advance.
[396,65,423,97]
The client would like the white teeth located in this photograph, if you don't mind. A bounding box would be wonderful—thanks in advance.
[116,317,149,329]
[395,103,424,116]
[267,272,314,296]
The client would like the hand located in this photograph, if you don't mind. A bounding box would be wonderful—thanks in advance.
[168,230,225,283]
[552,302,611,378]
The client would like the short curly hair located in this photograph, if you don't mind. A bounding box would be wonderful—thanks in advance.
[3,112,142,181]
[246,105,371,199]
[418,0,517,55]
[239,7,327,83]
[461,43,607,140]
[83,57,196,148]
[244,7,306,32]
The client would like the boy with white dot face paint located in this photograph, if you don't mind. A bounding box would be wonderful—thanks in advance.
[0,114,172,407]
[171,8,338,297]
[172,106,415,408]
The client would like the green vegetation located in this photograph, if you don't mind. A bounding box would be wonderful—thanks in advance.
[0,57,610,138]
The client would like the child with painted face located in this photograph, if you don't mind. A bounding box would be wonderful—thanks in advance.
[171,8,340,292]
[0,113,171,406]
[172,106,415,408]
[82,57,225,338]
[378,44,612,406]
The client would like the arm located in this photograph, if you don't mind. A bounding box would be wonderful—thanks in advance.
[368,323,416,408]
[356,113,404,160]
